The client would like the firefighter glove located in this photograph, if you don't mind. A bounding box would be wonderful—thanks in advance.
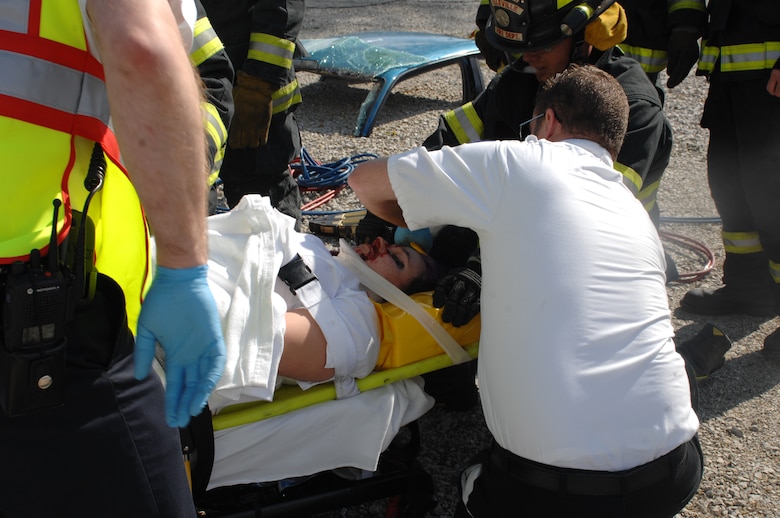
[433,265,481,327]
[134,265,227,428]
[666,29,700,89]
[356,210,395,245]
[229,70,276,148]
[474,27,508,72]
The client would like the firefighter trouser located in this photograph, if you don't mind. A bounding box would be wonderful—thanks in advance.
[220,111,302,230]
[701,75,780,268]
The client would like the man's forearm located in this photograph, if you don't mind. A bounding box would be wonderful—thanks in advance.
[88,0,209,268]
[349,158,408,228]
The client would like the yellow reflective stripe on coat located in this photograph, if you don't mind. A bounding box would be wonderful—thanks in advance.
[248,32,296,70]
[618,44,668,74]
[202,101,228,185]
[614,161,641,198]
[637,179,659,213]
[698,40,718,74]
[770,261,780,284]
[191,15,224,66]
[271,78,302,115]
[443,102,483,144]
[669,0,706,14]
[718,42,780,73]
[699,41,780,74]
[722,231,763,254]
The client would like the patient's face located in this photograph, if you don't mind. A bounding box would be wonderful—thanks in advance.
[354,237,428,291]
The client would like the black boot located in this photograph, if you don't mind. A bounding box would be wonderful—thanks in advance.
[421,360,479,411]
[681,252,775,317]
[760,282,780,358]
[763,327,780,359]
[676,323,733,380]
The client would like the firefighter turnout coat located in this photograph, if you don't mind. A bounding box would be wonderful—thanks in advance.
[422,48,672,222]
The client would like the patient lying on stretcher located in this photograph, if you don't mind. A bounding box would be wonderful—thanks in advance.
[206,195,479,413]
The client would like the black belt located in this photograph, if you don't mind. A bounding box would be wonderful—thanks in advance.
[489,439,691,496]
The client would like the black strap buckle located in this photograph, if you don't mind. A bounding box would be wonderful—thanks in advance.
[278,254,318,296]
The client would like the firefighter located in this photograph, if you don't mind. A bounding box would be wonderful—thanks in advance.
[191,0,237,214]
[201,0,305,230]
[362,1,674,245]
[424,1,673,231]
[473,0,510,72]
[618,0,707,88]
[680,0,780,357]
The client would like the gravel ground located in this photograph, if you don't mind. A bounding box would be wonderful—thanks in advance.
[290,1,780,516]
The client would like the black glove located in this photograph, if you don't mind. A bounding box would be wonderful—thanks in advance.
[355,210,395,244]
[474,27,508,72]
[666,30,700,89]
[433,253,481,327]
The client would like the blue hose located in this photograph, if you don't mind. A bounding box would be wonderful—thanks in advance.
[293,147,378,190]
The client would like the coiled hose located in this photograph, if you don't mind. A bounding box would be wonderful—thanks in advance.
[292,147,377,214]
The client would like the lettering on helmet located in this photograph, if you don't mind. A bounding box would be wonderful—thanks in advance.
[491,0,525,16]
[495,26,525,42]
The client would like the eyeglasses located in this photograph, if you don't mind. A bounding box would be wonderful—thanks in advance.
[518,112,544,137]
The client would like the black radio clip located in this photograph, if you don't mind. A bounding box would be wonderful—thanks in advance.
[0,143,105,417]
[0,201,71,416]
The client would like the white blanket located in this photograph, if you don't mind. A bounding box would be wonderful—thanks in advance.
[207,196,288,405]
[208,377,434,488]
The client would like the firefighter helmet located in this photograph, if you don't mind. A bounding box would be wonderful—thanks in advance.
[485,0,617,53]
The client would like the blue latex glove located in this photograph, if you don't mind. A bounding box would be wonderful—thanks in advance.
[134,265,226,428]
[394,226,433,253]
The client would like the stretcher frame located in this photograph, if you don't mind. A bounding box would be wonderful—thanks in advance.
[193,343,479,518]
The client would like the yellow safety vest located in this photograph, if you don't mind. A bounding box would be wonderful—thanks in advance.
[0,0,152,332]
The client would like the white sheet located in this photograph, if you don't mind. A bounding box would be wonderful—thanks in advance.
[207,196,287,405]
[208,377,434,489]
[206,195,381,410]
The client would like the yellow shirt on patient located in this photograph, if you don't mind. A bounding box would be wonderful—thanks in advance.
[373,292,481,370]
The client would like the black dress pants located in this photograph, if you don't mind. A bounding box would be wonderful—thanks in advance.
[455,436,703,518]
[0,275,195,518]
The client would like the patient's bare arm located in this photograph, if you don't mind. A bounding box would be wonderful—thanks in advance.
[278,308,334,382]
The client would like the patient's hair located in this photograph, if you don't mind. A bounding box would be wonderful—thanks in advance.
[534,64,629,159]
[403,253,447,295]
[399,225,472,294]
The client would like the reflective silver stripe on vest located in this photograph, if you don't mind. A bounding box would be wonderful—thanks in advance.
[0,3,29,33]
[0,50,110,124]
